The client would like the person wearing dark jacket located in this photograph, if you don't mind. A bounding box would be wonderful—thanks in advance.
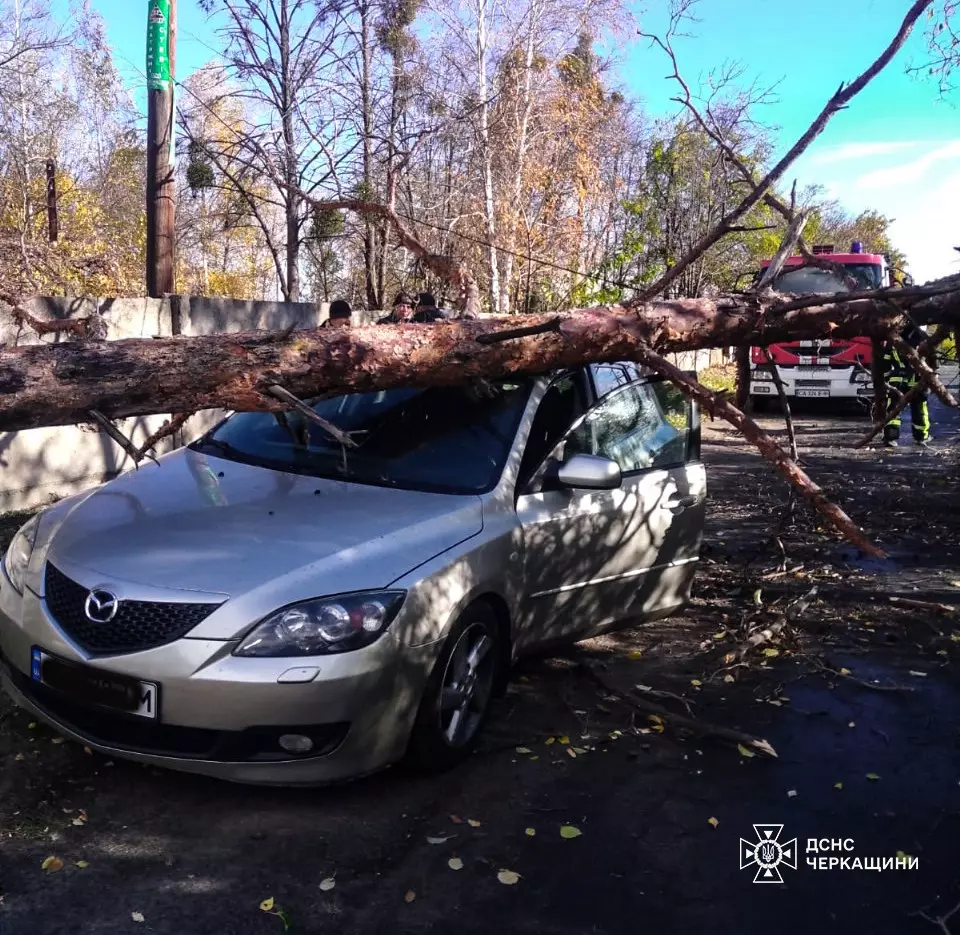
[882,321,931,447]
[414,292,445,322]
[377,291,444,324]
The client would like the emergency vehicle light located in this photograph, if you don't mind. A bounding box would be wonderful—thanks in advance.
[851,241,863,254]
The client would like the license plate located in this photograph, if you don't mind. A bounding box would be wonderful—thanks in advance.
[796,389,830,398]
[31,648,159,719]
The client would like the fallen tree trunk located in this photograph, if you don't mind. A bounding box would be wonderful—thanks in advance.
[3,288,959,432]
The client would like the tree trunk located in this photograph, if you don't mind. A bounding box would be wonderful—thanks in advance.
[279,0,300,303]
[4,291,951,432]
[476,0,500,314]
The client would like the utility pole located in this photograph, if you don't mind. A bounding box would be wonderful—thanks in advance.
[146,0,176,297]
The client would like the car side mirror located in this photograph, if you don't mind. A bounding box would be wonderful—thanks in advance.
[555,454,622,491]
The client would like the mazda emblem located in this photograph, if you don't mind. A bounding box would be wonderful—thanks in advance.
[84,589,119,623]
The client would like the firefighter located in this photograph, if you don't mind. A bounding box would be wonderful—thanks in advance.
[882,322,931,447]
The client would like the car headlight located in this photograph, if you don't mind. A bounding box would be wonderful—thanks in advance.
[752,369,774,381]
[235,591,406,657]
[854,371,872,383]
[3,514,40,595]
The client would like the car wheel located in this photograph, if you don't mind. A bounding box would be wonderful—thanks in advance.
[405,602,502,772]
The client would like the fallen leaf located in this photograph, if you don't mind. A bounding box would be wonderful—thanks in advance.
[515,747,531,754]
[448,857,464,870]
[712,632,726,640]
[132,912,145,924]
[319,877,336,892]
[866,772,881,781]
[497,869,520,885]
[690,679,702,687]
[762,648,779,658]
[787,789,798,798]
[909,670,928,677]
[75,860,89,869]
[848,721,856,728]
[627,650,643,659]
[951,633,960,643]
[707,817,719,829]
[753,588,763,606]
[41,857,64,873]
[525,828,536,837]
[544,736,555,745]
[467,819,481,828]
[839,667,851,676]
[558,735,570,745]
[83,746,93,755]
[51,737,64,745]
[27,722,36,729]
[560,825,582,839]
[260,898,275,912]
[449,814,463,824]
[737,744,756,759]
[834,782,843,790]
[14,753,24,761]
[723,652,736,665]
[571,747,587,755]
[723,674,735,683]
[566,747,577,758]
[404,890,416,903]
[937,650,948,656]
[426,835,452,845]
[529,755,539,761]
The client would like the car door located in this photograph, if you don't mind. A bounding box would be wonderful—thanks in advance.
[513,370,705,651]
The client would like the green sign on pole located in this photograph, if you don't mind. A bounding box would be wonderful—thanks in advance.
[146,0,171,91]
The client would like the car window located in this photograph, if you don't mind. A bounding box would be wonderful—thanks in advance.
[590,362,645,397]
[564,380,691,473]
[517,372,588,490]
[194,380,532,495]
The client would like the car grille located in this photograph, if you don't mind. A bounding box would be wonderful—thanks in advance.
[795,379,831,388]
[44,564,222,656]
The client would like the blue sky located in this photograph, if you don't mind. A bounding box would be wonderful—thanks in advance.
[93,0,958,282]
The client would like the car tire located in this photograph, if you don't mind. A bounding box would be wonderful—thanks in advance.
[405,602,502,772]
[750,395,770,414]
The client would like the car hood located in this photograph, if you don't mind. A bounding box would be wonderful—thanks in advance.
[37,448,483,638]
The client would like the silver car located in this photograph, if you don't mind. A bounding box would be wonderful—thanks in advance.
[0,363,706,784]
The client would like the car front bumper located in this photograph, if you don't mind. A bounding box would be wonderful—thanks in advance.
[0,583,438,785]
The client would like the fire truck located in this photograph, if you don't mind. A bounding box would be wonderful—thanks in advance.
[749,242,893,409]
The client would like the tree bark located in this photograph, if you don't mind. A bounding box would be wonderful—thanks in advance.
[3,289,958,432]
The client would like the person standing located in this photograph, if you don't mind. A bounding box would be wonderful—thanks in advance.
[377,292,416,324]
[882,322,931,447]
[321,299,352,328]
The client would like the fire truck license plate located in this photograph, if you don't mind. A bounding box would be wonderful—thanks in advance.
[796,389,829,398]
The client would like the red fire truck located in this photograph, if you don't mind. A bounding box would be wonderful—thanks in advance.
[749,242,892,409]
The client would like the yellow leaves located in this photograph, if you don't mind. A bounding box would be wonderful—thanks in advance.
[75,860,89,869]
[558,736,570,745]
[762,648,780,658]
[515,747,532,754]
[646,715,665,734]
[690,679,702,687]
[737,744,756,759]
[447,857,464,871]
[834,782,843,790]
[260,898,290,930]
[951,633,960,643]
[260,898,275,912]
[319,877,336,892]
[545,737,556,745]
[712,631,727,640]
[525,828,536,837]
[707,817,719,829]
[839,667,851,676]
[404,890,417,903]
[627,650,643,659]
[41,856,64,873]
[497,869,520,885]
[467,819,481,828]
[559,825,582,839]
[866,773,881,781]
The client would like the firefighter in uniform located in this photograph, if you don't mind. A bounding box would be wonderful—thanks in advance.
[882,321,931,447]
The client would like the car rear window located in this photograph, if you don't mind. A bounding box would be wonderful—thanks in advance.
[193,380,533,495]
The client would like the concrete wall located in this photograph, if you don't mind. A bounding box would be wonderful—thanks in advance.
[0,296,724,510]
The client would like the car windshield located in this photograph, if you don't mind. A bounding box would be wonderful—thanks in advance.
[193,380,533,495]
[765,263,882,294]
